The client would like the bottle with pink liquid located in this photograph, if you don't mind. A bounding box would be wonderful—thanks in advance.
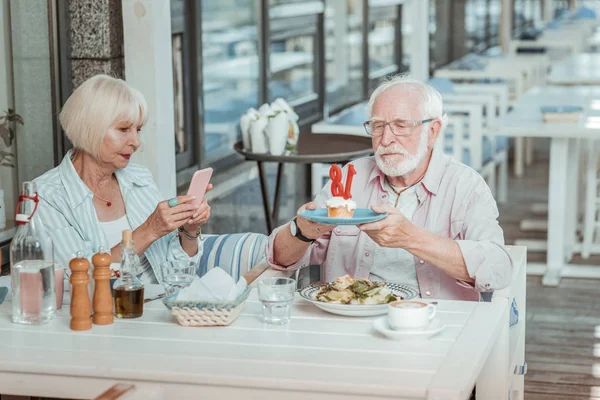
[10,181,57,325]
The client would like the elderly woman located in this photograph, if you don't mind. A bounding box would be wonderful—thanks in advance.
[33,74,210,283]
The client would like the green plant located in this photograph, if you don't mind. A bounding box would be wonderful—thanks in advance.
[0,108,23,167]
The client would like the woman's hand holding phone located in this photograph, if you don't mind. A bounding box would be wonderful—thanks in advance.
[184,184,212,230]
[182,168,214,235]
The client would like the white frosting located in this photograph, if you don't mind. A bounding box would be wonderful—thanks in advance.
[326,196,357,210]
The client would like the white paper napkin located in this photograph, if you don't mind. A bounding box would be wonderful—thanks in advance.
[176,267,247,302]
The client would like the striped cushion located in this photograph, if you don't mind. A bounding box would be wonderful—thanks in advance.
[198,233,268,281]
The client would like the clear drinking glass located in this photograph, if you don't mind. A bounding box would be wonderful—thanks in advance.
[158,260,197,295]
[257,278,295,325]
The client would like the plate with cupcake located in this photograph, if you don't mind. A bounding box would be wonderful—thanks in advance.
[299,164,387,225]
[298,197,388,226]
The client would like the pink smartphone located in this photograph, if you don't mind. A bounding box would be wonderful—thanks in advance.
[187,167,213,205]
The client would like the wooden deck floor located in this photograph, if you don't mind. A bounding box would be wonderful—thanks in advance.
[498,147,600,399]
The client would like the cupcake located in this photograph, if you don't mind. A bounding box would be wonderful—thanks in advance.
[326,197,357,218]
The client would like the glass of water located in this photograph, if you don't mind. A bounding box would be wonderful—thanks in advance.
[158,260,197,295]
[257,277,295,325]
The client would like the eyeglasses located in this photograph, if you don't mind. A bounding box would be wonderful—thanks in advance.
[363,118,434,137]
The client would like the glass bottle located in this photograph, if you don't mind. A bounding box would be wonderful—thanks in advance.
[113,230,144,318]
[10,181,56,324]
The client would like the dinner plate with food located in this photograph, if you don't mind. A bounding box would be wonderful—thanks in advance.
[299,275,419,317]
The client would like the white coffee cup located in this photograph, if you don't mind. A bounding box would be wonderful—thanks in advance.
[388,300,436,330]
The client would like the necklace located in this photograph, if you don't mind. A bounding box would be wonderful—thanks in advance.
[385,172,426,208]
[93,192,112,207]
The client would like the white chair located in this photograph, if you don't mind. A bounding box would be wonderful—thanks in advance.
[477,245,527,400]
[582,140,600,258]
[434,55,546,178]
[443,102,497,196]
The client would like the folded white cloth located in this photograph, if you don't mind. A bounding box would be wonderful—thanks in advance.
[176,267,248,302]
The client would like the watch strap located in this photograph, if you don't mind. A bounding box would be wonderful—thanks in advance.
[292,218,315,243]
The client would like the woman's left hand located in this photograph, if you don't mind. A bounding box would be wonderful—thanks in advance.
[183,184,212,233]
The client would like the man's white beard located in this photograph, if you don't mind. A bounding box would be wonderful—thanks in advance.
[375,130,429,177]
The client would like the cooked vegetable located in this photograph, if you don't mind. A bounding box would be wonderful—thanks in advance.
[315,275,398,305]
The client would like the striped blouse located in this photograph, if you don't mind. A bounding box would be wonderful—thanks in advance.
[32,151,202,283]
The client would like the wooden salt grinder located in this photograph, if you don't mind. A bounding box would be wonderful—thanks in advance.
[69,255,92,331]
[92,250,114,325]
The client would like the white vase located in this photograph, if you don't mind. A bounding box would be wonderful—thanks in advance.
[266,112,288,156]
[240,110,258,150]
[273,98,299,122]
[258,103,273,117]
[249,116,269,153]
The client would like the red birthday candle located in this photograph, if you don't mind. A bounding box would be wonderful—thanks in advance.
[343,164,356,199]
[329,165,344,197]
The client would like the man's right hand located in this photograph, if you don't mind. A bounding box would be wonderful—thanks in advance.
[295,202,335,240]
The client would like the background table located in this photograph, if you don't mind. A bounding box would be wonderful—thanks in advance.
[0,283,510,400]
[548,53,600,85]
[497,85,600,285]
[234,133,373,233]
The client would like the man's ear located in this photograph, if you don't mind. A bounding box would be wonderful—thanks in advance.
[430,119,442,140]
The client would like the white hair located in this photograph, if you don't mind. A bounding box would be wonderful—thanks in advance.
[59,74,148,159]
[366,74,448,130]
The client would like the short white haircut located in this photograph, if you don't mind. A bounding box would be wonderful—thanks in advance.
[366,74,447,130]
[59,74,148,158]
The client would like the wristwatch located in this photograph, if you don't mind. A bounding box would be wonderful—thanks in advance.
[289,218,315,243]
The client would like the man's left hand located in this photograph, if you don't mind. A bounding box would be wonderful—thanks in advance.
[358,204,417,248]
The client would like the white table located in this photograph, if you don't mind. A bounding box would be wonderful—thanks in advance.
[0,283,510,399]
[548,53,600,85]
[497,85,600,286]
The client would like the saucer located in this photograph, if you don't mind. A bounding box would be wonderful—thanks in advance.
[373,317,445,340]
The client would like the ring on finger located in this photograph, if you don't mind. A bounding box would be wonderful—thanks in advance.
[168,198,179,208]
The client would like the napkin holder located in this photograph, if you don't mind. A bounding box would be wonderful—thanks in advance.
[162,287,251,327]
[541,106,583,123]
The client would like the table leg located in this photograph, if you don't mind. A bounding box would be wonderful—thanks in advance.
[543,137,570,287]
[564,138,580,261]
[514,137,524,177]
[476,304,510,400]
[305,164,313,201]
[257,161,274,234]
[525,137,534,165]
[272,163,285,227]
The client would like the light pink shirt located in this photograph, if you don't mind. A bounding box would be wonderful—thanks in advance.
[265,147,513,301]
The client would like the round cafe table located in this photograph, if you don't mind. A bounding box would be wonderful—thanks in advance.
[234,133,373,233]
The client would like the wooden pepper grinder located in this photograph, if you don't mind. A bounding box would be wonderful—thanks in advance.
[92,248,114,325]
[69,252,92,331]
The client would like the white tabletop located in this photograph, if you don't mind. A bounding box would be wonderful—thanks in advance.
[497,85,600,138]
[548,53,600,85]
[0,285,507,399]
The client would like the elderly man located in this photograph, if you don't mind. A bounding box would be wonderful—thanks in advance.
[266,75,513,301]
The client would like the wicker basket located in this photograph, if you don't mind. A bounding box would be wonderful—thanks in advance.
[162,287,251,327]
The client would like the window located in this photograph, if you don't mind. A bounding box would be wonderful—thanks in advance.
[488,0,501,47]
[465,0,488,53]
[429,0,454,71]
[324,0,364,114]
[367,0,404,94]
[171,0,198,171]
[201,0,261,166]
[269,1,324,123]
